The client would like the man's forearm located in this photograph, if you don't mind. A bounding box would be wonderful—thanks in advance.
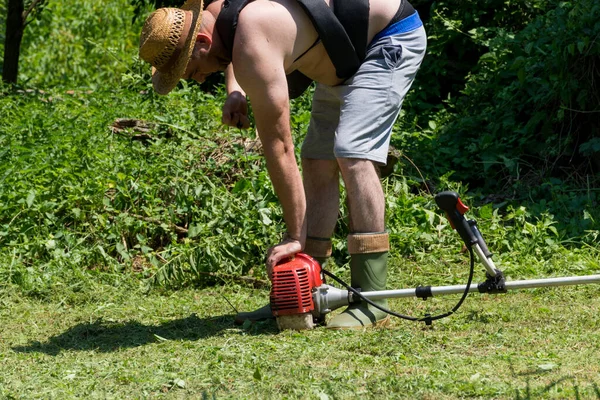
[225,64,246,96]
[259,127,307,244]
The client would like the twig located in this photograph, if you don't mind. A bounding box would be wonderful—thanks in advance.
[22,0,44,23]
[560,106,600,114]
[434,10,471,38]
[220,293,239,314]
[6,210,23,229]
[402,154,432,195]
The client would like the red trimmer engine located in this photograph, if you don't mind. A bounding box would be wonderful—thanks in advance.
[270,253,322,322]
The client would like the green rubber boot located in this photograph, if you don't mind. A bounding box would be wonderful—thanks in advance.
[327,233,390,330]
[233,237,331,326]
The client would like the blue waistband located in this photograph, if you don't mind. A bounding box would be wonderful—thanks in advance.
[372,11,422,42]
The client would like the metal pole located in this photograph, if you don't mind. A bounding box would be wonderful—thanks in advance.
[360,274,600,301]
[473,243,498,277]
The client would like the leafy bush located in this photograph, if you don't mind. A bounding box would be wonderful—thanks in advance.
[398,0,600,191]
[16,0,148,88]
[410,0,550,110]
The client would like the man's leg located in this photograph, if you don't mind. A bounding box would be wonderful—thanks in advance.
[336,158,384,233]
[326,158,390,329]
[298,84,341,264]
[303,158,340,236]
[323,25,426,329]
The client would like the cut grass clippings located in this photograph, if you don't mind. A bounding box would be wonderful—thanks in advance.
[1,268,599,399]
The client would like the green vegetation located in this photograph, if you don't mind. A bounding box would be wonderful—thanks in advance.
[1,0,599,398]
[400,0,600,187]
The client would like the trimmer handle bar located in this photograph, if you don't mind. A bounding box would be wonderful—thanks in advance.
[435,191,477,248]
[435,191,496,273]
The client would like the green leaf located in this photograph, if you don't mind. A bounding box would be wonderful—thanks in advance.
[479,204,493,219]
[173,378,186,388]
[253,367,262,381]
[537,363,556,371]
[259,208,272,226]
[242,319,252,330]
[517,68,525,84]
[141,246,153,254]
[26,190,36,208]
[233,178,251,194]
[153,334,168,342]
[188,224,201,238]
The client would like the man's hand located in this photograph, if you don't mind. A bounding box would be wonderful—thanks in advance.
[266,236,303,279]
[222,91,250,129]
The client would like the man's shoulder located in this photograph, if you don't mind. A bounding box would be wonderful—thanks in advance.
[236,0,293,29]
[233,1,297,55]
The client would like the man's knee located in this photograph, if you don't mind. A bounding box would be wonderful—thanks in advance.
[303,158,339,182]
[337,158,379,179]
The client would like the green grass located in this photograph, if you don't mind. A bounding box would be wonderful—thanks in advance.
[1,268,599,399]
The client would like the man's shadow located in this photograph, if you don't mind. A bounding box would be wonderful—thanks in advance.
[12,313,278,356]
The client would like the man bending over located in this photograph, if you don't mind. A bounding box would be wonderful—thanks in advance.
[139,0,426,329]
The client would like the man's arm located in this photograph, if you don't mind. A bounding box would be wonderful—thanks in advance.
[232,6,306,272]
[222,64,250,129]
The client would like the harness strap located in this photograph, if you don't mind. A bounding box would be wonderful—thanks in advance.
[332,0,369,62]
[286,70,314,99]
[295,0,360,79]
[215,0,254,58]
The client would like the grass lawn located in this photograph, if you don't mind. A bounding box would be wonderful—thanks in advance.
[2,267,599,399]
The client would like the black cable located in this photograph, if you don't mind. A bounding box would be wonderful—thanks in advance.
[321,246,476,324]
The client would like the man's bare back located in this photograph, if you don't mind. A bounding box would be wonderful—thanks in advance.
[213,0,403,86]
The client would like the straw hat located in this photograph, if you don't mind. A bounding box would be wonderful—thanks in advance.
[139,0,204,95]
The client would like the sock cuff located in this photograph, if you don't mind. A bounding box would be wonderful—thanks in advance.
[347,232,389,254]
[304,236,332,258]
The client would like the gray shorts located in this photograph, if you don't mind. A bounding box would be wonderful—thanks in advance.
[301,24,427,164]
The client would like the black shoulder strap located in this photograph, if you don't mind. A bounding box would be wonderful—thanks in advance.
[296,0,360,79]
[332,0,369,62]
[215,0,254,60]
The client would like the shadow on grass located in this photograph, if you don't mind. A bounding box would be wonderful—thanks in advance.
[12,313,279,355]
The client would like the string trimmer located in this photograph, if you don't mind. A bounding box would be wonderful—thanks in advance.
[270,191,600,330]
